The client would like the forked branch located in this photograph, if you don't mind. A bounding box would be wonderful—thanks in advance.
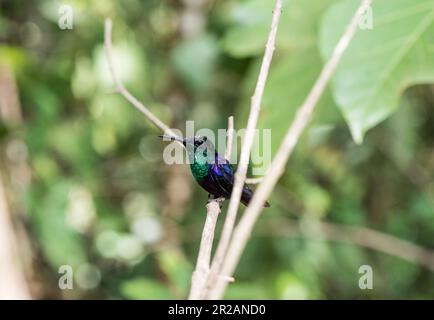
[207,0,374,299]
[202,0,284,299]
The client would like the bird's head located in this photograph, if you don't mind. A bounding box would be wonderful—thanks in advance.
[159,134,216,162]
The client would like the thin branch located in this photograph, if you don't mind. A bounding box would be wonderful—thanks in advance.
[0,166,31,299]
[202,0,283,298]
[0,63,31,299]
[104,18,223,299]
[188,116,234,299]
[224,116,234,161]
[188,201,221,299]
[262,218,434,272]
[104,18,178,138]
[209,0,373,299]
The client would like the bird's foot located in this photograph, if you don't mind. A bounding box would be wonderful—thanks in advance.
[207,194,214,203]
[215,196,226,203]
[208,194,226,208]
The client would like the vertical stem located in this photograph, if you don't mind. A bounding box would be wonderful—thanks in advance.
[202,0,283,299]
[209,0,373,299]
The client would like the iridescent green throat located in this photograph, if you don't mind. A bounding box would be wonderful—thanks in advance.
[190,151,211,181]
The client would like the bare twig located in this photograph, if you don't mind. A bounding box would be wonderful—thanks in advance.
[202,0,283,298]
[188,115,234,299]
[0,63,31,299]
[104,19,178,139]
[104,18,222,299]
[188,201,221,299]
[209,0,373,299]
[224,116,234,161]
[0,174,30,299]
[263,218,434,272]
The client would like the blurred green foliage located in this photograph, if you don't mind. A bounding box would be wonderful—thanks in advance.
[1,0,434,299]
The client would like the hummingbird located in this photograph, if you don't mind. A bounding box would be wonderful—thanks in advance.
[159,135,270,207]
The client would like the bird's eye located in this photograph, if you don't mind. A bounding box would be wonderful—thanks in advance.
[195,137,207,146]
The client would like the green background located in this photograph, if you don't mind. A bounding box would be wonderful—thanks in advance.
[0,0,434,299]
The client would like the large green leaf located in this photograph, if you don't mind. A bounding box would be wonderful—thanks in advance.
[258,49,340,155]
[228,0,341,164]
[320,0,434,143]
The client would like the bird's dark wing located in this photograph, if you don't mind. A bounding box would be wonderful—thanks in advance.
[209,156,235,198]
[209,155,270,207]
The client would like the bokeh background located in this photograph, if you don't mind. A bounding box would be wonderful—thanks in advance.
[0,0,434,299]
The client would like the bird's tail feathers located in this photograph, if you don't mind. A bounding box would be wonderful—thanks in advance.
[241,186,270,207]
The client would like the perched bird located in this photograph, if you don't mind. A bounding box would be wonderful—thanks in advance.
[159,135,270,207]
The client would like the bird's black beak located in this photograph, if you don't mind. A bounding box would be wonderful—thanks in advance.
[158,135,184,144]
